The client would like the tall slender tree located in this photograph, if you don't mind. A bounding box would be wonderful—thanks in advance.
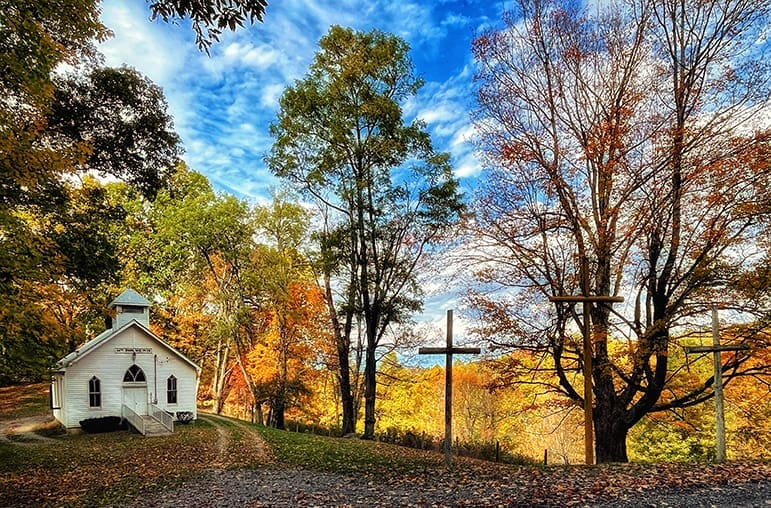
[268,26,464,438]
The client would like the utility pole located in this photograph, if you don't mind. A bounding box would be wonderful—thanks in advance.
[550,294,623,464]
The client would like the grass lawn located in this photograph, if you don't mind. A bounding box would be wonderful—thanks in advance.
[0,384,51,420]
[4,384,769,508]
[0,385,456,506]
[257,424,446,476]
[0,417,228,506]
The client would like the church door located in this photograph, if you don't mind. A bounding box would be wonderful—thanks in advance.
[123,386,148,415]
[122,364,149,415]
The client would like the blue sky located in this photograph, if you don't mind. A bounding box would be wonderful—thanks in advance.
[97,1,511,346]
[99,0,509,203]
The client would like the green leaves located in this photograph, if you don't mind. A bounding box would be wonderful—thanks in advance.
[267,25,465,438]
[48,66,182,201]
[0,0,107,114]
[147,0,268,53]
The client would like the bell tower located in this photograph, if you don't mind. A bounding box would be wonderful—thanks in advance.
[109,288,151,329]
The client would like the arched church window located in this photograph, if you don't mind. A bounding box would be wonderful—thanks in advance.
[123,364,146,383]
[167,375,177,404]
[89,376,101,407]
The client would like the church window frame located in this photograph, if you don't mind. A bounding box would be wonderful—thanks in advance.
[167,375,177,404]
[123,364,146,383]
[88,376,101,408]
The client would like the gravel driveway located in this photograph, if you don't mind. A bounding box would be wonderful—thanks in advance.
[130,467,771,507]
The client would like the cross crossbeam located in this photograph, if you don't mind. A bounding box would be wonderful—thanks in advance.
[549,292,624,465]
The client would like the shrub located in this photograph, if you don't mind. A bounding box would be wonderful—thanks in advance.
[455,440,535,465]
[285,419,341,436]
[377,427,438,450]
[176,411,194,424]
[79,416,125,433]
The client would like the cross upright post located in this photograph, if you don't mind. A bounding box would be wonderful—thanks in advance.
[683,305,749,462]
[549,290,624,465]
[418,309,480,468]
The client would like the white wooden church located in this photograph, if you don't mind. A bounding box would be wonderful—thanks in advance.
[51,289,200,434]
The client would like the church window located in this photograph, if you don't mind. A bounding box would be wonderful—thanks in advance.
[123,364,146,383]
[167,376,177,404]
[89,376,101,407]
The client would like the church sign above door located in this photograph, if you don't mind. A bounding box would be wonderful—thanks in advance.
[114,347,152,354]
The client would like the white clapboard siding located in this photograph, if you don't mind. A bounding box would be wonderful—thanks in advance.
[55,324,199,428]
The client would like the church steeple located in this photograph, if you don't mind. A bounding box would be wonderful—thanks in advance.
[109,288,150,329]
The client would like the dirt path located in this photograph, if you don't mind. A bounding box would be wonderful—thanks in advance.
[198,413,273,466]
[0,414,59,445]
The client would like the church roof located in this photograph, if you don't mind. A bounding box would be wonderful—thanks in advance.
[56,289,199,373]
[56,319,200,373]
[109,288,150,308]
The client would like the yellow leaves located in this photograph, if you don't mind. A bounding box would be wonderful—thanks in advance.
[246,343,279,384]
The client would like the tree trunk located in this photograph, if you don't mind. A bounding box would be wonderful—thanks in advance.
[361,346,377,439]
[273,329,288,430]
[213,339,230,414]
[594,411,630,462]
[271,395,286,429]
[255,402,264,425]
[232,330,261,416]
[340,374,356,434]
[323,272,357,434]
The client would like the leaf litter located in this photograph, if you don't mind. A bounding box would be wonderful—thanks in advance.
[1,413,769,507]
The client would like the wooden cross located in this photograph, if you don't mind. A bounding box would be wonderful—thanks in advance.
[684,305,749,463]
[550,293,623,465]
[418,309,480,468]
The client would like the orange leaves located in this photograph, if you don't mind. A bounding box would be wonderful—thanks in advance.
[246,343,279,385]
[500,141,538,165]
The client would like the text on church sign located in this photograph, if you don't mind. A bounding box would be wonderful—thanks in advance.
[114,347,152,354]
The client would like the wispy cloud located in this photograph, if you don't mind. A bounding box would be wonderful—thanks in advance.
[96,0,508,334]
[99,2,190,85]
[98,0,504,205]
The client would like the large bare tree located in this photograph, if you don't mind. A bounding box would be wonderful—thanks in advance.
[469,0,771,462]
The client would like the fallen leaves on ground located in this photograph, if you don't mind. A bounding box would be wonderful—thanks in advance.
[361,458,771,507]
[1,412,769,507]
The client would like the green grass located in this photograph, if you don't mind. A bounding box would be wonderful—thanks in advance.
[3,387,771,507]
[0,386,498,506]
[0,441,46,470]
[255,424,444,476]
[0,416,223,507]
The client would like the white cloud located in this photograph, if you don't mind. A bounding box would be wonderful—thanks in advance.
[441,12,472,29]
[99,1,191,87]
[454,151,481,179]
[450,123,476,150]
[260,83,286,108]
[220,41,282,69]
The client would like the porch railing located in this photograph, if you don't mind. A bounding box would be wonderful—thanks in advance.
[150,403,174,433]
[122,404,145,435]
